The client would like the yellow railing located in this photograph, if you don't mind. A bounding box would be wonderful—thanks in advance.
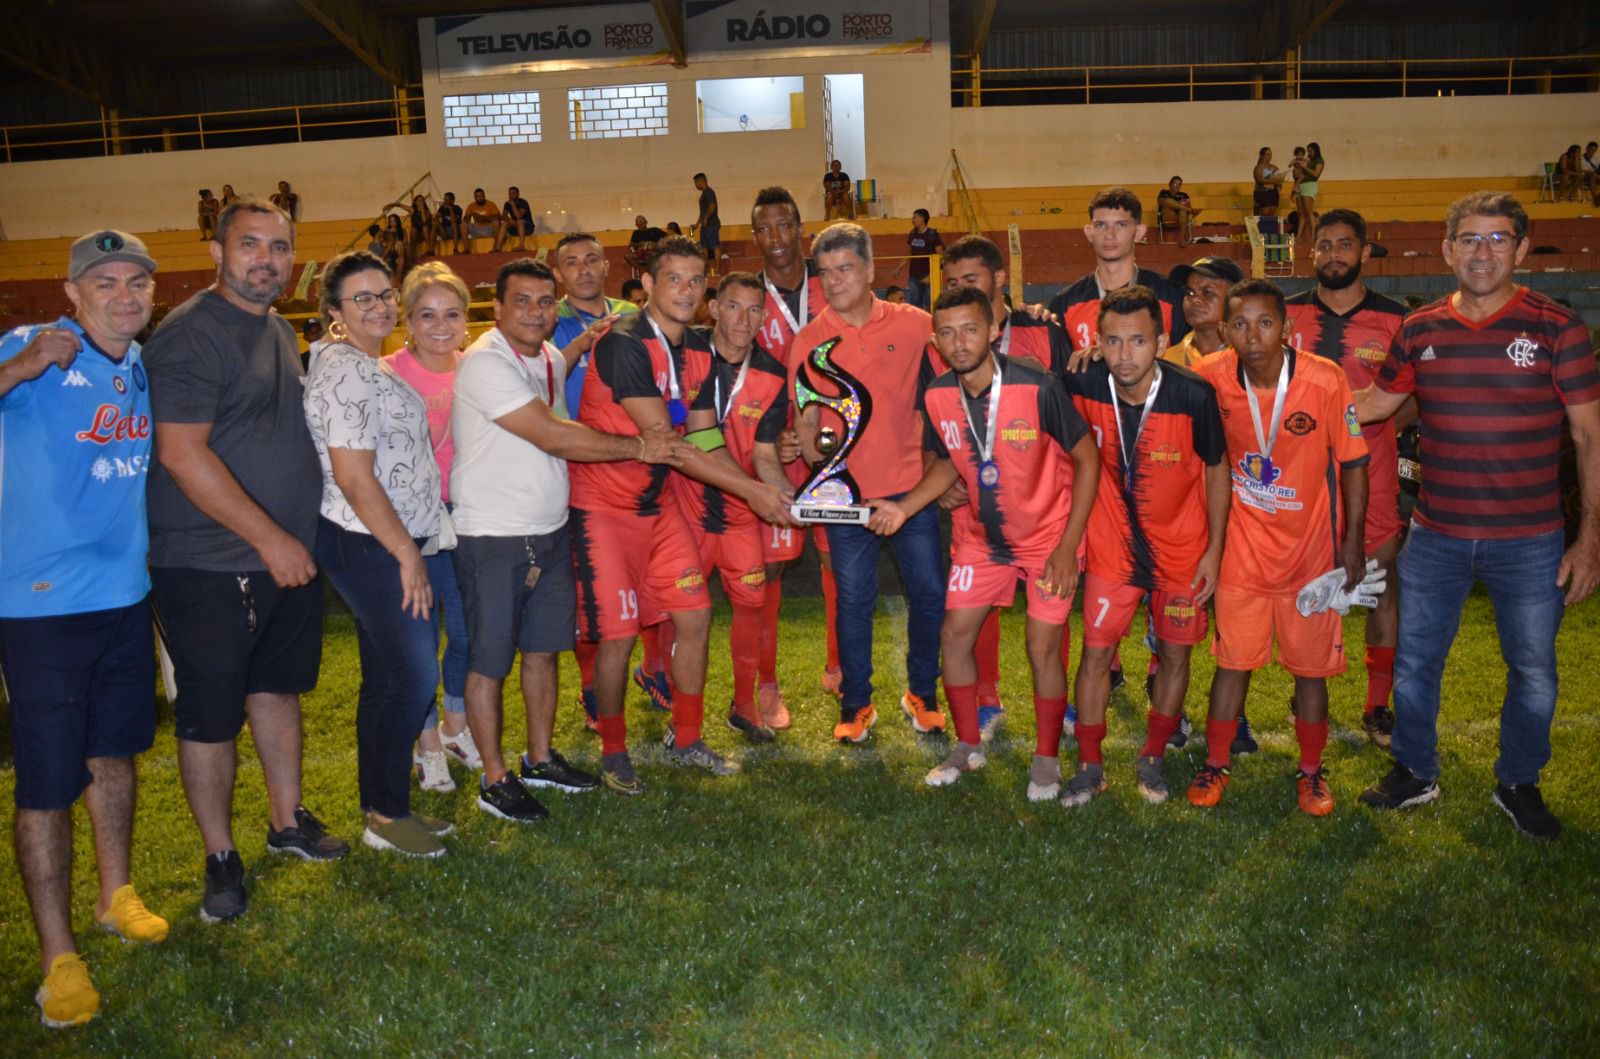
[1,86,426,163]
[952,54,1600,105]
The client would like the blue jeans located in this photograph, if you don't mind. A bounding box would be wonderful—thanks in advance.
[421,547,468,728]
[905,278,931,311]
[1391,523,1566,786]
[316,519,440,818]
[826,500,945,716]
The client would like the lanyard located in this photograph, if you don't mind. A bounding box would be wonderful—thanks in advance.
[960,357,1004,471]
[542,349,555,407]
[643,313,682,401]
[1244,353,1292,463]
[994,315,1014,359]
[762,272,808,337]
[708,339,752,424]
[1108,366,1162,493]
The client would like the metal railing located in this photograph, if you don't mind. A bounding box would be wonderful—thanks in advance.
[1,87,427,164]
[952,54,1600,105]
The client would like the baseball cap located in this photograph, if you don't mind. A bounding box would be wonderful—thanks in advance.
[1167,255,1243,288]
[69,230,157,282]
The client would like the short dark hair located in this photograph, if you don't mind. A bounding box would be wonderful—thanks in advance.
[474,187,484,194]
[319,250,389,323]
[913,208,931,224]
[1098,285,1163,330]
[443,191,456,201]
[717,271,764,297]
[693,171,707,181]
[508,186,520,195]
[215,196,293,245]
[752,186,801,225]
[1445,191,1529,243]
[1088,186,1142,223]
[555,232,601,255]
[648,234,706,278]
[1315,208,1367,243]
[933,285,993,325]
[621,278,644,298]
[367,224,382,236]
[941,234,1003,274]
[1226,277,1286,319]
[884,285,904,297]
[495,258,556,302]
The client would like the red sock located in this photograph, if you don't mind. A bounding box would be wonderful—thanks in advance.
[820,565,840,669]
[943,682,980,744]
[1076,721,1107,765]
[1033,694,1068,757]
[672,690,705,746]
[1365,645,1395,714]
[759,579,782,684]
[640,624,663,675]
[597,712,628,756]
[1205,717,1237,769]
[976,610,1001,687]
[730,603,762,707]
[575,640,598,689]
[1141,710,1182,758]
[1295,717,1329,773]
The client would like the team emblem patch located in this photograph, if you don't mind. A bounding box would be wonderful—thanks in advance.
[1240,452,1280,486]
[95,232,124,252]
[1282,411,1317,436]
[1505,334,1539,369]
[132,363,147,391]
[113,376,127,393]
[1162,596,1196,628]
[1344,404,1361,437]
[1001,418,1038,450]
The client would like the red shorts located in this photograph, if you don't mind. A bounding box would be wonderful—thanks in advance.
[1211,584,1345,677]
[570,505,710,642]
[761,522,806,564]
[1081,573,1209,648]
[693,522,767,608]
[811,524,830,554]
[1366,487,1403,552]
[945,545,1074,625]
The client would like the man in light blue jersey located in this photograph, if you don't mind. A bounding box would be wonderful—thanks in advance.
[0,231,170,1028]
[550,232,638,414]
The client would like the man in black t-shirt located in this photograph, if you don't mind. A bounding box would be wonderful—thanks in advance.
[625,214,667,275]
[823,160,854,220]
[436,191,466,255]
[693,172,720,269]
[903,209,943,311]
[496,186,534,252]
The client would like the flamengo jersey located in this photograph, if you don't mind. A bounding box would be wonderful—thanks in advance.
[680,342,789,534]
[1286,288,1407,534]
[758,263,825,368]
[1376,286,1600,539]
[1046,267,1190,353]
[922,354,1090,565]
[0,318,151,617]
[1065,360,1225,591]
[572,311,712,516]
[1195,347,1369,596]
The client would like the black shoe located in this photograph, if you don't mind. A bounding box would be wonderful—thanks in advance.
[1359,762,1441,810]
[478,774,550,823]
[1362,707,1395,748]
[266,805,350,861]
[1166,713,1191,750]
[1231,714,1259,756]
[1494,783,1561,839]
[726,706,776,744]
[1109,667,1127,694]
[520,749,600,793]
[200,850,247,924]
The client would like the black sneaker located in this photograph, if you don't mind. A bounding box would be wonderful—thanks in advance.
[477,774,550,823]
[1109,667,1127,693]
[1231,714,1259,756]
[200,850,247,924]
[1493,783,1561,839]
[266,805,350,861]
[601,751,645,796]
[1359,762,1441,810]
[1166,713,1192,750]
[519,749,600,793]
[1362,707,1395,748]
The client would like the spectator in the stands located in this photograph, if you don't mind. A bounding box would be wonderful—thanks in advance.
[198,189,220,241]
[884,285,906,304]
[436,192,465,255]
[1253,147,1285,217]
[693,172,720,270]
[1157,176,1202,244]
[1293,143,1324,243]
[271,180,299,220]
[1582,142,1600,205]
[300,318,324,372]
[220,184,239,208]
[823,160,854,220]
[463,189,500,250]
[382,214,408,275]
[1556,144,1584,202]
[666,221,684,237]
[496,186,534,253]
[621,278,646,306]
[366,224,387,258]
[625,214,667,275]
[900,209,943,310]
[406,195,434,262]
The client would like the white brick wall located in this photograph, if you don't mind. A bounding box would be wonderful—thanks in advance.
[568,82,668,140]
[443,92,542,148]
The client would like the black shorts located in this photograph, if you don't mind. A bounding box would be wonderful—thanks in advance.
[507,215,533,236]
[150,568,323,743]
[453,529,576,678]
[1253,186,1280,211]
[1,601,157,810]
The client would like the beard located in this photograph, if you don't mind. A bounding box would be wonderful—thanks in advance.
[1316,259,1362,291]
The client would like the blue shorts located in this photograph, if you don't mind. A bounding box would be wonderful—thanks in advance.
[1,601,158,811]
[453,528,577,677]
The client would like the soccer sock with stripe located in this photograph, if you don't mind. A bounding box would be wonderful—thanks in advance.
[1365,645,1395,715]
[672,690,705,747]
[1205,717,1238,769]
[597,712,628,756]
[730,603,762,708]
[1141,710,1182,757]
[943,681,980,745]
[1295,717,1330,774]
[759,578,782,685]
[820,564,841,670]
[1034,694,1068,757]
[975,610,1001,698]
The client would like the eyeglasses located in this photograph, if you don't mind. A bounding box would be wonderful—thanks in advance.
[343,288,399,310]
[1452,232,1518,254]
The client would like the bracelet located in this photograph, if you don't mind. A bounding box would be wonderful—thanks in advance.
[635,434,647,460]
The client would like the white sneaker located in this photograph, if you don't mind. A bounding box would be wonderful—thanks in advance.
[925,743,986,787]
[439,725,482,770]
[414,750,456,793]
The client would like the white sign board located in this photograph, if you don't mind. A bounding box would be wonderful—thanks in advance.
[684,0,933,61]
[430,6,673,78]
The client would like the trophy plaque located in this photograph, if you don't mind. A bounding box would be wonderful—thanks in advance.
[791,337,874,525]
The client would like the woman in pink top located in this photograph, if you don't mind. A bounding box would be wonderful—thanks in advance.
[385,262,477,791]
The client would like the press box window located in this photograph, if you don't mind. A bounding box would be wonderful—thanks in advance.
[695,76,805,133]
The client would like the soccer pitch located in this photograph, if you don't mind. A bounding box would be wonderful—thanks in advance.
[2,589,1597,1055]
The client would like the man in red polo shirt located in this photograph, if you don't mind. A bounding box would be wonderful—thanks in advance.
[790,222,946,742]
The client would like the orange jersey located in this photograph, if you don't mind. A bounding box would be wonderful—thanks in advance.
[571,311,712,516]
[1065,360,1226,591]
[789,298,941,499]
[678,342,789,534]
[1194,347,1369,596]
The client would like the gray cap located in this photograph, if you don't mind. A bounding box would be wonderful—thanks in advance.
[68,230,157,281]
[1167,255,1243,288]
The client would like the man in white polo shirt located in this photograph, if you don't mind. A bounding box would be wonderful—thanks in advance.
[451,259,688,824]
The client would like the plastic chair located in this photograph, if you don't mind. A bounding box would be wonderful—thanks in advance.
[1538,162,1557,203]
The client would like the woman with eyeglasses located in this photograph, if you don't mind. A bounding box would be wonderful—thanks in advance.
[382,262,480,792]
[304,250,453,858]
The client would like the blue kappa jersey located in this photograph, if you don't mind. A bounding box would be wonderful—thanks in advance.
[552,296,638,415]
[0,317,152,617]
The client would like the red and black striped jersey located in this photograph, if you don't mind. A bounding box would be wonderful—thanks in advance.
[571,311,712,516]
[1046,267,1190,354]
[1064,360,1226,591]
[679,341,789,534]
[922,354,1090,565]
[994,309,1073,374]
[1376,286,1600,539]
[757,262,825,369]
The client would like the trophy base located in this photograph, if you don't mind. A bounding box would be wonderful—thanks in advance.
[791,502,873,526]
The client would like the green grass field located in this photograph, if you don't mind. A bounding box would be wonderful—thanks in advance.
[3,590,1598,1056]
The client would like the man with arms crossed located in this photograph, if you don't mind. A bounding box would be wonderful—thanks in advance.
[1357,192,1600,837]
